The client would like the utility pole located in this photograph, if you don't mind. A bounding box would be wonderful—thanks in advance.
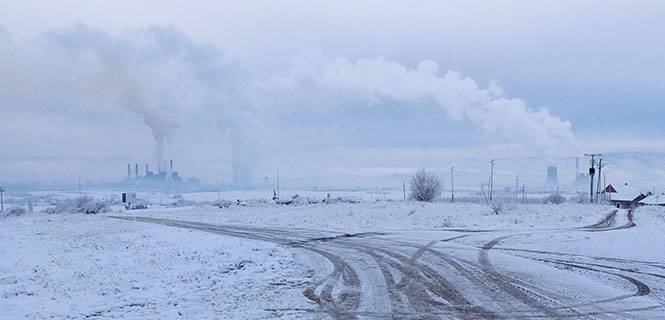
[0,187,4,212]
[489,160,496,201]
[515,174,519,203]
[596,158,604,202]
[276,170,280,198]
[584,153,601,203]
[403,182,406,201]
[450,166,455,203]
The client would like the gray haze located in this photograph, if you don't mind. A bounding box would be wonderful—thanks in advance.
[0,1,664,187]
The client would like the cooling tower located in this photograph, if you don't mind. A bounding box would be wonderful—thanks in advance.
[546,166,559,186]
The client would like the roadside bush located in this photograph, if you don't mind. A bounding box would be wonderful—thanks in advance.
[323,194,361,204]
[543,193,567,205]
[46,196,110,214]
[409,169,441,202]
[2,206,27,218]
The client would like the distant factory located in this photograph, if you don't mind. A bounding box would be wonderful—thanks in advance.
[126,159,182,183]
[121,159,202,189]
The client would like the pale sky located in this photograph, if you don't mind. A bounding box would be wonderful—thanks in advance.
[1,1,664,184]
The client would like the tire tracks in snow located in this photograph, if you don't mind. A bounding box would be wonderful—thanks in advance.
[111,211,662,319]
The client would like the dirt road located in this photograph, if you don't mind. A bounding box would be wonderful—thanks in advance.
[111,210,664,319]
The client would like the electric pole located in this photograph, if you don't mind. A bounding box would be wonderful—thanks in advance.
[584,153,601,203]
[489,160,495,201]
[450,166,455,203]
[596,158,604,202]
[515,174,519,203]
[403,181,406,201]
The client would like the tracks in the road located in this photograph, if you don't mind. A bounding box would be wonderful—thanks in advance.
[580,209,636,232]
[476,209,664,319]
[111,209,663,320]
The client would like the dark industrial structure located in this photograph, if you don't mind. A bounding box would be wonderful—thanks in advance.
[120,159,202,190]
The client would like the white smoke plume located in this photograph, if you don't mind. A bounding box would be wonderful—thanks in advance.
[265,55,579,156]
[0,24,262,186]
[2,25,578,187]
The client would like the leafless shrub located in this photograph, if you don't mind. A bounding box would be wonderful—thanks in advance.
[543,193,567,205]
[409,169,442,202]
[2,206,27,218]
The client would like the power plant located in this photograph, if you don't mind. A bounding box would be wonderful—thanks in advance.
[122,159,195,188]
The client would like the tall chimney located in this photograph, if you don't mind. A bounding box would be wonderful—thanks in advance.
[170,159,174,171]
[127,163,131,179]
[135,163,139,179]
[576,157,579,174]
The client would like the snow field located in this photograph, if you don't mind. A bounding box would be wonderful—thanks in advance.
[0,214,309,319]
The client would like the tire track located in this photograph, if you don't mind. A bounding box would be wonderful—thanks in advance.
[111,214,661,319]
[479,235,567,319]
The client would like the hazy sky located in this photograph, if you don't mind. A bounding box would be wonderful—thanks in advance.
[1,1,664,184]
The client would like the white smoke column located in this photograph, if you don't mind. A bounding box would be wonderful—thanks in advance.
[181,44,265,187]
[0,24,263,185]
[29,24,185,168]
[269,55,578,155]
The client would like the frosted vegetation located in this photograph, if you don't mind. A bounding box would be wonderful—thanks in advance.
[45,196,110,215]
[409,169,442,202]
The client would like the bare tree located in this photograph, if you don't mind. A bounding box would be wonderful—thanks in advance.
[410,169,442,202]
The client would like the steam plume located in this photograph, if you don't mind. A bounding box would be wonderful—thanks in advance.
[0,24,261,185]
[266,55,578,155]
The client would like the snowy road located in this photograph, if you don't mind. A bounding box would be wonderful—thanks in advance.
[112,210,665,319]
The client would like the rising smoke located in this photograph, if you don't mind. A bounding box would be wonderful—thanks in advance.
[1,25,579,186]
[0,24,262,186]
[265,55,579,156]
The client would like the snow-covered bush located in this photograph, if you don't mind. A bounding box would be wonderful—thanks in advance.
[276,194,320,205]
[323,194,361,204]
[213,199,235,208]
[2,206,27,218]
[409,169,441,202]
[46,196,110,214]
[488,201,503,215]
[543,193,567,205]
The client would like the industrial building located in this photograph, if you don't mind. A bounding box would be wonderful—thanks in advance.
[123,159,189,187]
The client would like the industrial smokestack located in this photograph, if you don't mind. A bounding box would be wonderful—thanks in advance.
[546,166,559,186]
[145,164,149,176]
[135,163,139,179]
[575,157,579,179]
[170,159,174,172]
[127,163,131,179]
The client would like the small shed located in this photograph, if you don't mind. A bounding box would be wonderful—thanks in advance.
[604,183,648,208]
[639,193,665,206]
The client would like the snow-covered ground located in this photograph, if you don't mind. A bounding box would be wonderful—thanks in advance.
[117,202,611,233]
[0,213,310,319]
[2,201,665,319]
